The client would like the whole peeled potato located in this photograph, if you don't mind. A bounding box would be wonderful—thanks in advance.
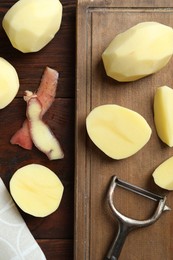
[102,22,173,82]
[0,57,19,109]
[2,0,62,53]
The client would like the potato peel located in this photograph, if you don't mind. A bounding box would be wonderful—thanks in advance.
[26,95,64,160]
[10,66,59,150]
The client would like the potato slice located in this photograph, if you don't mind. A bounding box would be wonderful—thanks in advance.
[10,164,64,217]
[154,86,173,147]
[86,104,152,159]
[0,57,19,109]
[102,22,173,82]
[2,0,62,53]
[153,156,173,190]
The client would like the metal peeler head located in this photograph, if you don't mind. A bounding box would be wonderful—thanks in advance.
[107,176,170,227]
[105,176,170,260]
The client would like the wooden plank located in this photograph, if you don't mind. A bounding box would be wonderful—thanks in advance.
[75,1,173,259]
[0,98,74,239]
[38,239,73,260]
[0,0,76,259]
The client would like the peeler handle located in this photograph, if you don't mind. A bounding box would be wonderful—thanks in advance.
[105,221,130,260]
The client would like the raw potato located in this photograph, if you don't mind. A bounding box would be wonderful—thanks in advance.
[154,86,173,147]
[2,0,62,53]
[10,164,64,217]
[0,57,19,109]
[86,104,152,159]
[102,22,173,82]
[153,156,173,190]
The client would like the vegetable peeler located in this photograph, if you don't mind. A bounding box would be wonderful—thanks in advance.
[106,176,170,260]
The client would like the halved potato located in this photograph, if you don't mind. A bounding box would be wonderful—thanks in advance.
[153,156,173,190]
[10,164,64,217]
[86,104,152,159]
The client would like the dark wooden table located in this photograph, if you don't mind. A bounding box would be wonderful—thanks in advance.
[0,1,76,259]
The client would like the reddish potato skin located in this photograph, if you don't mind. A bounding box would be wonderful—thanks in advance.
[10,67,59,149]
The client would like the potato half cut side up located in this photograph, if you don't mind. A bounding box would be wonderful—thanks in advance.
[86,104,152,159]
[10,164,64,217]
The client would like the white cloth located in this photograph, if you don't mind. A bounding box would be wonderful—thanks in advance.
[0,178,46,260]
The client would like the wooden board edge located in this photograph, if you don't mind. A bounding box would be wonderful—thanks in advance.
[74,1,88,260]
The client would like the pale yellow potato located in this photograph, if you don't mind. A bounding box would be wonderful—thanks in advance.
[26,96,64,160]
[102,22,173,82]
[10,164,64,217]
[0,57,19,109]
[86,104,152,159]
[2,0,62,53]
[154,86,173,147]
[153,156,173,190]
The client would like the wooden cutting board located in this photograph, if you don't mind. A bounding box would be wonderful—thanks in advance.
[75,0,173,259]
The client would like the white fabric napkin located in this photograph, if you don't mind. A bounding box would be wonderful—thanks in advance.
[0,178,46,260]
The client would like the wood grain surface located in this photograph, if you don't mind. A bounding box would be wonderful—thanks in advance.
[0,0,75,259]
[75,0,173,259]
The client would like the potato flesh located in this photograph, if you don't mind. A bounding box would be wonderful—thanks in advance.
[0,57,19,109]
[10,67,59,150]
[10,164,64,217]
[86,105,152,159]
[27,97,64,160]
[30,120,63,160]
[154,86,173,147]
[153,156,173,190]
[2,0,62,53]
[102,22,173,82]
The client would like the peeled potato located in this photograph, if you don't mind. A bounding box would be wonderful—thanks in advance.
[0,57,19,109]
[154,86,173,147]
[102,22,173,82]
[10,164,64,217]
[86,104,152,159]
[153,156,173,190]
[2,0,62,53]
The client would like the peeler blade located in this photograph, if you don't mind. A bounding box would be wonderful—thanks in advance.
[114,177,171,212]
